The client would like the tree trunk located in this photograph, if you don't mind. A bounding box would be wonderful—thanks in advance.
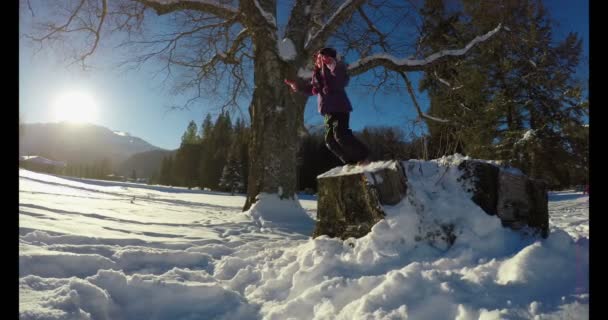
[313,161,408,239]
[242,38,307,211]
[239,0,314,211]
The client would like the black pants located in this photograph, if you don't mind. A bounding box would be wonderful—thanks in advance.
[324,112,370,164]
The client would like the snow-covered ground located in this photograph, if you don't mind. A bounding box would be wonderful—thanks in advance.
[548,191,589,240]
[19,160,589,320]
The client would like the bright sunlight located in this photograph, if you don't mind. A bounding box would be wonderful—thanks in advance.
[52,90,99,124]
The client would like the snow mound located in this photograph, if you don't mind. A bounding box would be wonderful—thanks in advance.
[245,193,315,235]
[19,269,257,320]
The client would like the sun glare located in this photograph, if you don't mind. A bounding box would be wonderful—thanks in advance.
[52,91,99,124]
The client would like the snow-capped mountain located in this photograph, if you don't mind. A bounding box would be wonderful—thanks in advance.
[19,122,165,166]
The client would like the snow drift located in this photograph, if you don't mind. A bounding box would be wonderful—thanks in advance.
[19,154,589,319]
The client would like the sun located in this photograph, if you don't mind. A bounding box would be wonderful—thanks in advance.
[52,90,99,124]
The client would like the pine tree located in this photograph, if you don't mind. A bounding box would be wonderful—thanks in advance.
[175,120,203,188]
[219,142,244,195]
[181,120,200,144]
[198,113,216,189]
[175,143,201,189]
[233,118,250,191]
[200,114,213,141]
[418,0,588,187]
[207,112,233,189]
[418,0,497,158]
[160,156,174,186]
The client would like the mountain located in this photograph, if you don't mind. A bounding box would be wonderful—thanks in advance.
[117,149,177,179]
[19,122,166,168]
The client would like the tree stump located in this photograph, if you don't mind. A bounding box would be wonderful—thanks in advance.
[458,160,549,238]
[314,158,549,241]
[457,160,500,216]
[313,160,407,239]
[497,171,549,237]
[526,179,549,238]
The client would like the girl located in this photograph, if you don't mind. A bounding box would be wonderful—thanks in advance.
[285,47,370,165]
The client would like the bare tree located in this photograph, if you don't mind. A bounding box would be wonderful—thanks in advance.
[22,0,500,211]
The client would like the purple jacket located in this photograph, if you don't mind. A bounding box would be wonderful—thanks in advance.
[298,60,352,115]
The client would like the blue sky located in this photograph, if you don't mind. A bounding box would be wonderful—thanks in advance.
[19,0,588,150]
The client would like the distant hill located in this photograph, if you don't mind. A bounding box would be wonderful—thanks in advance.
[19,122,167,171]
[117,149,178,179]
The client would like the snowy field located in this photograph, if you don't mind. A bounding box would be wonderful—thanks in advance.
[19,159,589,320]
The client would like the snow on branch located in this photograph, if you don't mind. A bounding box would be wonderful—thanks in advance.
[515,129,537,146]
[136,0,239,20]
[219,28,250,63]
[348,24,502,76]
[419,113,451,124]
[459,103,472,112]
[304,0,365,51]
[253,0,277,28]
[434,71,451,87]
[434,71,465,91]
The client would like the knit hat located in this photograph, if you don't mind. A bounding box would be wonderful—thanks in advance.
[318,47,337,58]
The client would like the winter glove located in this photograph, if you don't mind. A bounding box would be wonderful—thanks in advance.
[312,87,319,95]
[284,79,297,92]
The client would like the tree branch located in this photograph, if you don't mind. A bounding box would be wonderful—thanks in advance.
[304,0,366,52]
[27,0,109,66]
[348,23,502,76]
[398,71,450,124]
[183,27,249,70]
[224,28,250,63]
[251,0,277,28]
[81,0,107,62]
[356,6,387,48]
[133,0,240,20]
[27,0,87,43]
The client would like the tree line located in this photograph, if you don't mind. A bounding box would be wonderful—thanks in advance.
[151,113,431,193]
